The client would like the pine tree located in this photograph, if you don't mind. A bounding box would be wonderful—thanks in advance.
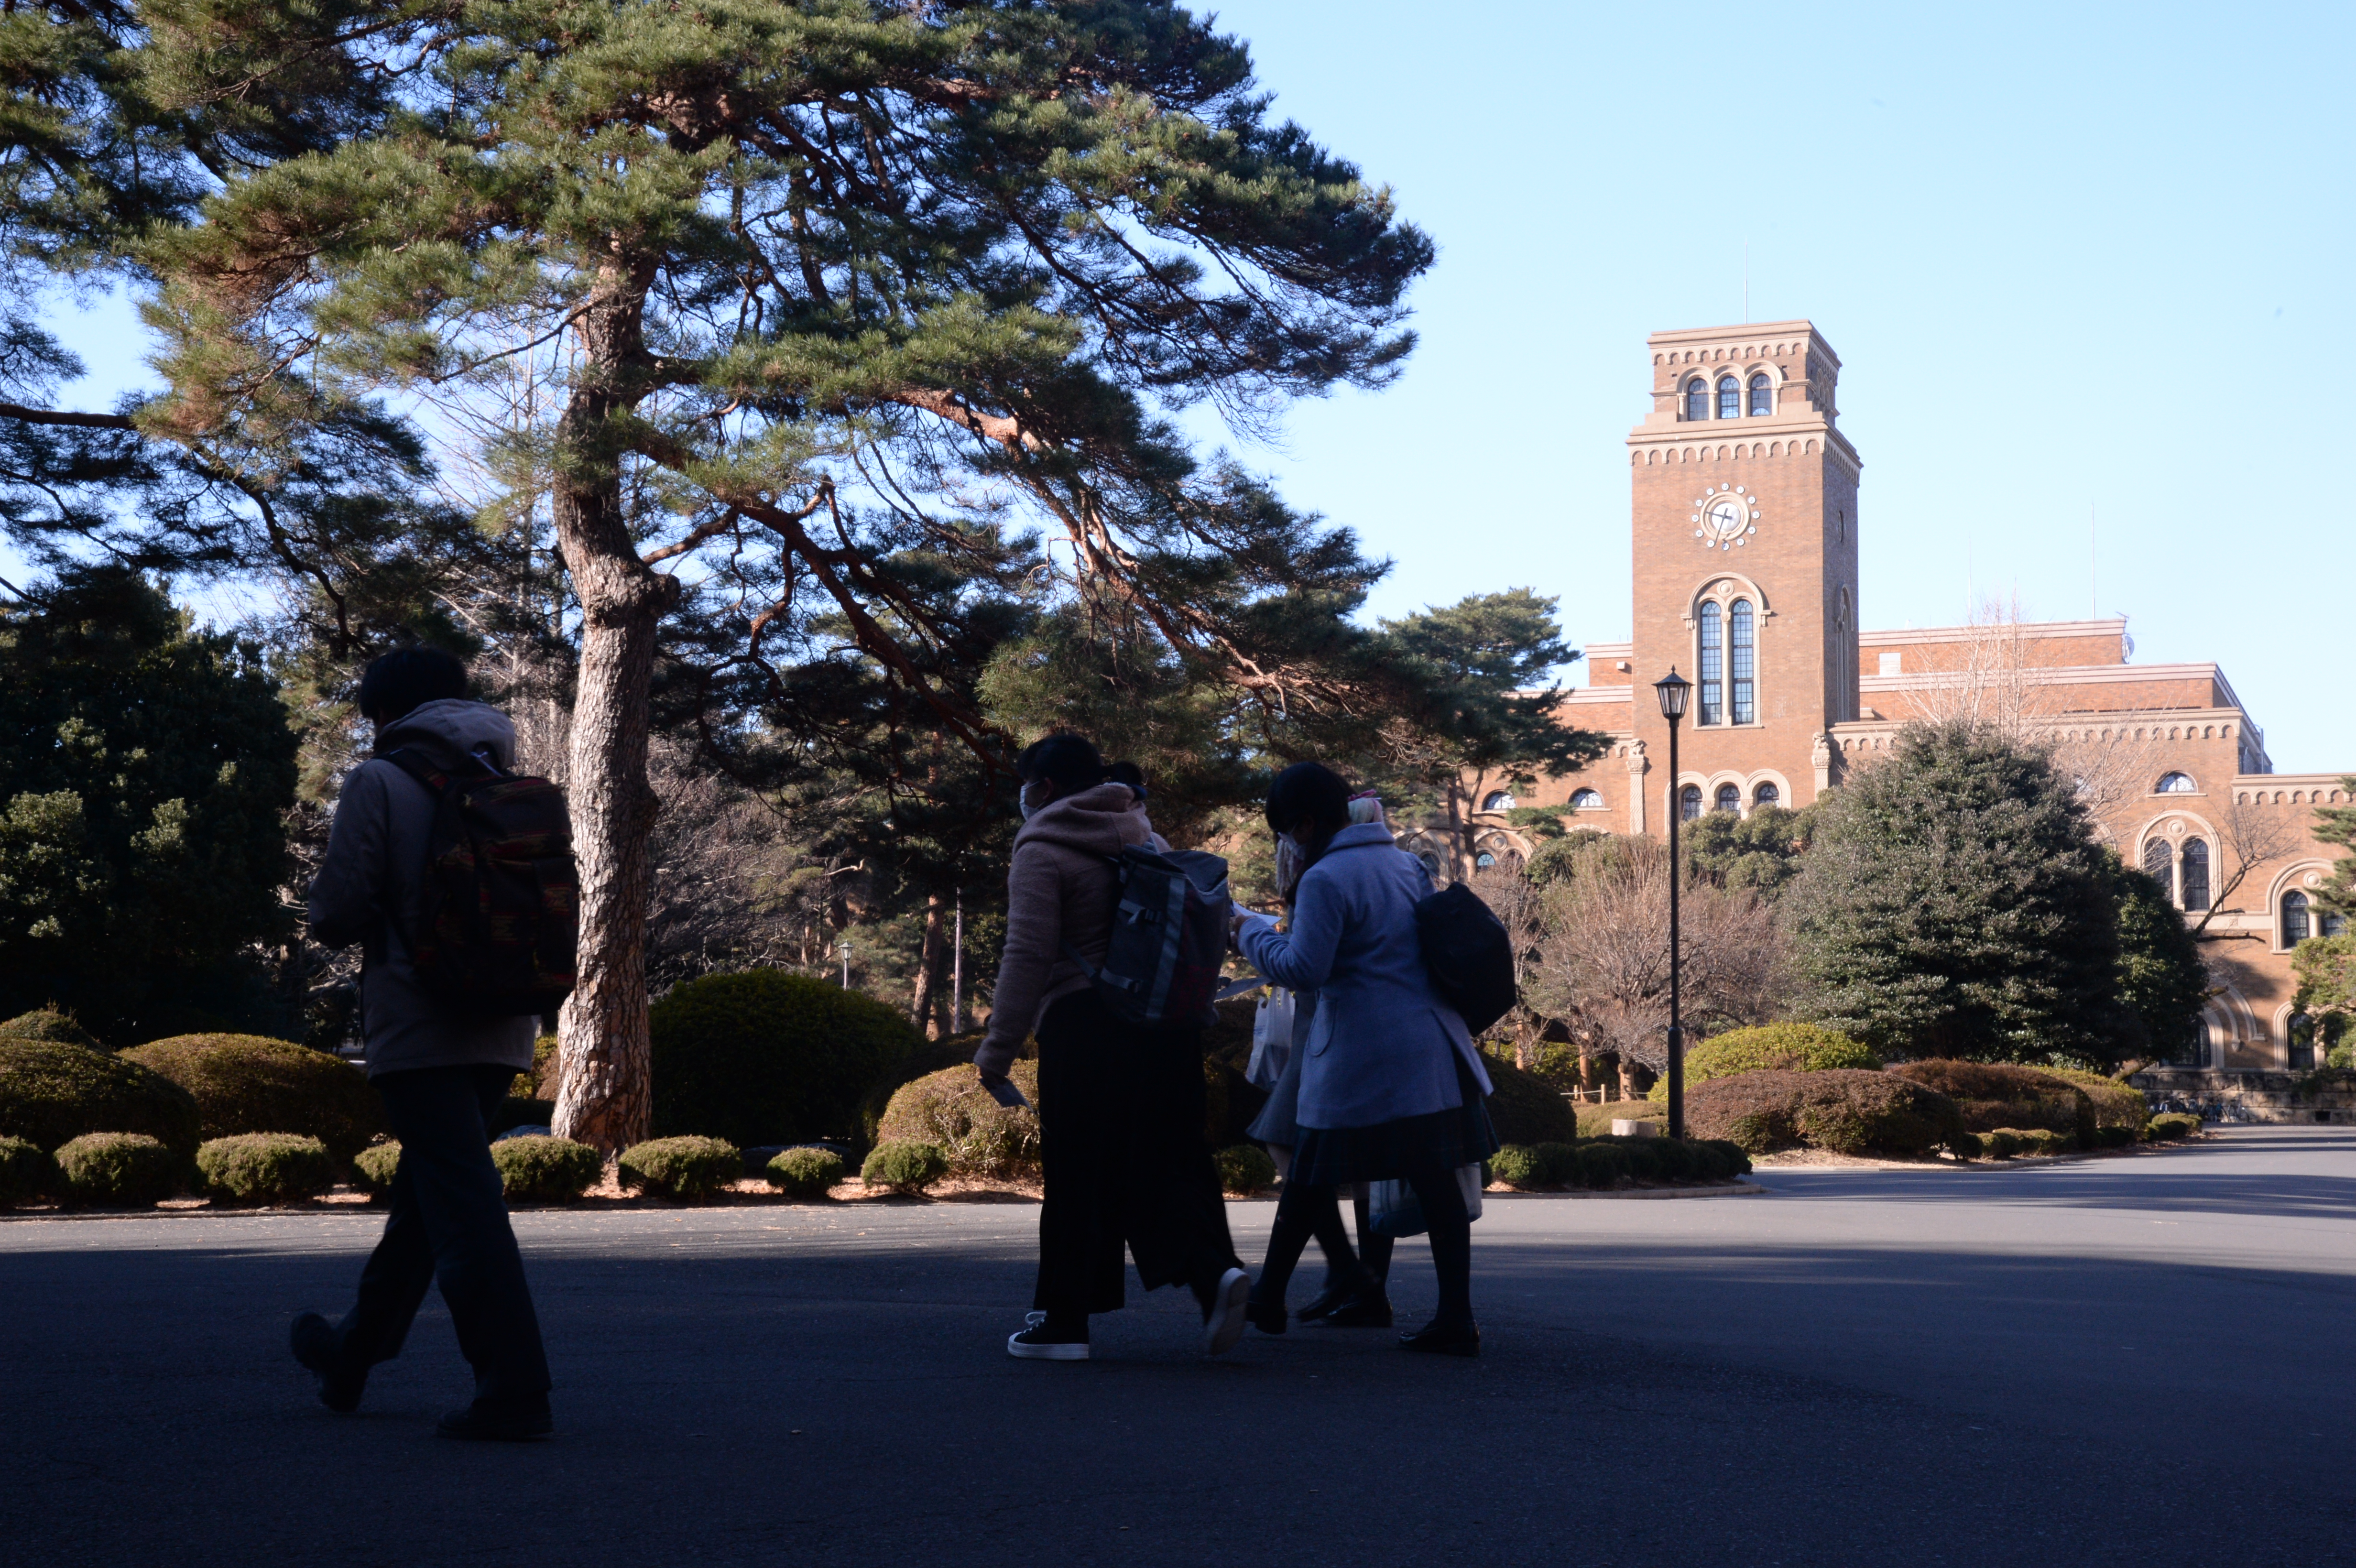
[2109,854,2209,1067]
[2313,777,2356,921]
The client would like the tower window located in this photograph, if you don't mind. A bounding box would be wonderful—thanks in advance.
[1480,790,1517,812]
[1747,372,1772,415]
[1474,851,1497,871]
[2180,838,2210,911]
[2155,772,2196,793]
[1570,788,1604,810]
[1717,375,1740,419]
[2143,837,2174,901]
[1697,601,1724,725]
[1754,781,1780,809]
[2284,889,2311,945]
[1729,599,1756,723]
[1685,378,1709,420]
[1713,784,1742,814]
[1679,784,1702,821]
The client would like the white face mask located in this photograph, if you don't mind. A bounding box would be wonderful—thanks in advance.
[1018,781,1044,821]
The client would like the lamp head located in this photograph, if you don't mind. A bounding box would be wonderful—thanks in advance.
[1654,667,1691,721]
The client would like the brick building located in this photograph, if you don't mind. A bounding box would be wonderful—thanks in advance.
[1442,320,2350,1092]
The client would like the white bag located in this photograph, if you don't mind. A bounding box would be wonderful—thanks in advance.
[1366,1164,1486,1239]
[1246,987,1294,1089]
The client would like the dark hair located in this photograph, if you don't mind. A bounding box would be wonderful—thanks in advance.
[1016,732,1108,795]
[357,647,469,724]
[1104,760,1148,801]
[1265,762,1353,859]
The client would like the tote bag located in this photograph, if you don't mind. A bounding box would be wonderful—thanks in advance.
[1366,1164,1485,1240]
[1246,987,1295,1089]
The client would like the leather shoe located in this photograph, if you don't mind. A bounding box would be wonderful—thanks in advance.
[1321,1288,1394,1328]
[1244,1291,1288,1336]
[1399,1318,1480,1358]
[289,1311,365,1414]
[436,1400,553,1441]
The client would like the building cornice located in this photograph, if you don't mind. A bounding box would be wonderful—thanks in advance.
[1858,618,2127,649]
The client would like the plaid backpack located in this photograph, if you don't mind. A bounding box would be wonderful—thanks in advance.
[1064,845,1232,1028]
[383,748,578,1016]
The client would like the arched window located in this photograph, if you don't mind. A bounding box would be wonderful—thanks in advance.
[2290,1012,2317,1071]
[1713,783,1742,814]
[1480,790,1517,812]
[2180,838,2210,911]
[2156,772,2196,794]
[1697,601,1724,725]
[2284,890,2312,945]
[1415,849,1444,879]
[1747,372,1771,415]
[1679,784,1702,821]
[1729,599,1756,723]
[1570,788,1603,810]
[1754,781,1780,809]
[1685,378,1709,420]
[1474,851,1497,871]
[2143,837,2174,899]
[1716,375,1739,419]
[2326,909,2350,938]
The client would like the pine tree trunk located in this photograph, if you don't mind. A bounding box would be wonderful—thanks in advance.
[912,893,947,1039]
[1444,776,1472,884]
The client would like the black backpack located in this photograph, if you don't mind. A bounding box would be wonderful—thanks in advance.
[1413,882,1517,1035]
[1064,846,1233,1028]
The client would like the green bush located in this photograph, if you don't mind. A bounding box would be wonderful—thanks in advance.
[875,1061,1042,1180]
[1577,1143,1626,1188]
[1700,1138,1753,1176]
[1991,1126,2071,1156]
[861,1139,948,1194]
[0,1135,56,1205]
[518,1033,559,1100]
[2027,1066,2150,1132]
[1648,1023,1880,1101]
[196,1133,336,1203]
[1687,1069,1963,1158]
[1650,1137,1698,1181]
[121,1034,382,1164]
[1530,1141,1582,1185]
[2145,1111,2200,1141]
[0,1038,201,1158]
[1612,1138,1663,1181]
[1888,1060,2095,1146]
[54,1132,179,1205]
[1489,1145,1548,1187]
[2096,1124,2136,1149]
[618,1135,742,1201]
[765,1146,845,1199]
[352,1141,401,1191]
[1576,1099,1664,1139]
[650,969,923,1150]
[1982,1130,2021,1158]
[492,1135,603,1201]
[1484,1055,1578,1144]
[1951,1130,1985,1159]
[0,1008,101,1049]
[1213,1143,1277,1195]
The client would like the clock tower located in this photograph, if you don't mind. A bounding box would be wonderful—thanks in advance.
[1625,321,1860,823]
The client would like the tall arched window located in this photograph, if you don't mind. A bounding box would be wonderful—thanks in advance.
[1713,783,1742,814]
[2290,1012,2317,1071]
[1754,781,1780,809]
[2180,838,2210,911]
[1569,788,1603,810]
[1679,784,1702,821]
[2284,890,2312,945]
[1685,378,1709,420]
[1716,375,1740,419]
[2156,772,2196,794]
[1747,372,1772,415]
[1697,601,1724,725]
[1729,599,1756,723]
[2143,837,2174,900]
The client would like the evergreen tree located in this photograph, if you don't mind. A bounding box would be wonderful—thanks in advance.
[2109,854,2209,1067]
[1681,802,1816,899]
[2312,776,2356,921]
[1783,722,2134,1064]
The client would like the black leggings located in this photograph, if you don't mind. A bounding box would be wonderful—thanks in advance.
[1258,1165,1472,1326]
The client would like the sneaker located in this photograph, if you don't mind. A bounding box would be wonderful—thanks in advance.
[436,1399,553,1441]
[1007,1322,1089,1361]
[1399,1318,1480,1358]
[289,1311,366,1414]
[1201,1266,1251,1356]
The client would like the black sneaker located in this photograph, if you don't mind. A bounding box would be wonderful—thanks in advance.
[436,1399,554,1440]
[1399,1318,1480,1358]
[1007,1321,1090,1361]
[289,1311,366,1414]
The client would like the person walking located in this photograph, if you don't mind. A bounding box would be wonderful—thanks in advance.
[979,733,1250,1361]
[1233,762,1496,1357]
[291,647,555,1439]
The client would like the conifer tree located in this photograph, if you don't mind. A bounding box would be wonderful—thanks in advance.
[2313,777,2356,921]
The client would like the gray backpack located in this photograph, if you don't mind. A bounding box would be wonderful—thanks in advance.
[1063,846,1233,1027]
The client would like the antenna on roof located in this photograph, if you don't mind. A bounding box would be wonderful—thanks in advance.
[2090,502,2098,618]
[1742,239,1749,324]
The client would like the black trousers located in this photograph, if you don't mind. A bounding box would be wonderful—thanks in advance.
[1033,991,1242,1317]
[334,1064,551,1405]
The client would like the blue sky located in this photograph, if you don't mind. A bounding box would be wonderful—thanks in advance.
[28,0,2354,769]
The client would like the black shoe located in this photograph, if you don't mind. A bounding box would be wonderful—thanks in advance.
[1297,1282,1353,1323]
[1245,1290,1288,1336]
[1400,1318,1480,1358]
[289,1311,365,1414]
[1007,1321,1090,1361]
[1321,1288,1394,1328]
[436,1399,554,1441]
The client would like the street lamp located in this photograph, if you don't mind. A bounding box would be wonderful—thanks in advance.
[838,940,853,990]
[1654,668,1691,1142]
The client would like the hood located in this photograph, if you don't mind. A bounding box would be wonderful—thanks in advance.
[1014,782,1152,858]
[374,698,519,772]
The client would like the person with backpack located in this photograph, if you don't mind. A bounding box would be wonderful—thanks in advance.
[979,734,1250,1361]
[1232,762,1498,1357]
[291,648,560,1439]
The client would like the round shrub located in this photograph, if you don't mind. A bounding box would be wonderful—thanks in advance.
[1700,1138,1753,1177]
[0,1008,101,1049]
[1982,1130,2021,1159]
[2097,1124,2136,1149]
[1648,1023,1880,1101]
[55,1132,179,1206]
[1577,1143,1626,1187]
[1651,1138,1699,1181]
[650,969,924,1150]
[1213,1143,1277,1195]
[1529,1141,1582,1186]
[352,1141,401,1191]
[1489,1145,1547,1187]
[2145,1111,2200,1141]
[491,1135,603,1201]
[1991,1126,2071,1156]
[1484,1054,1578,1144]
[1950,1130,1985,1159]
[618,1135,742,1201]
[197,1133,336,1204]
[0,1135,57,1205]
[861,1139,948,1195]
[2028,1066,2150,1132]
[0,1038,200,1158]
[876,1061,1042,1181]
[1888,1060,2095,1146]
[120,1034,382,1165]
[765,1146,845,1199]
[1688,1069,1963,1158]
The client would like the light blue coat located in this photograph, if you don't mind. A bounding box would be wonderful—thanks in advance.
[1237,824,1493,1131]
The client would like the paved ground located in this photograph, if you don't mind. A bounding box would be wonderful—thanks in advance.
[8,1126,2356,1567]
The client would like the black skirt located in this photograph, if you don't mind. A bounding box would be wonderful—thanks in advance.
[1289,1056,1500,1187]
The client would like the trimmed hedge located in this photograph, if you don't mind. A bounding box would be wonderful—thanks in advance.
[121,1034,382,1164]
[1648,1023,1880,1101]
[352,1142,402,1191]
[650,969,923,1149]
[765,1146,845,1199]
[875,1061,1042,1180]
[1688,1069,1964,1158]
[2028,1066,2150,1132]
[1993,1126,2072,1156]
[1484,1054,1578,1145]
[0,1135,56,1205]
[1982,1130,2020,1159]
[1213,1143,1277,1195]
[492,1135,603,1201]
[0,1038,201,1157]
[862,1139,948,1194]
[0,1008,101,1050]
[619,1135,741,1200]
[1491,1137,1748,1188]
[2146,1111,2200,1141]
[55,1132,179,1206]
[197,1133,336,1203]
[1889,1060,2095,1146]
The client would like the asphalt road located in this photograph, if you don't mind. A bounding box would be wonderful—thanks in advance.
[8,1126,2355,1567]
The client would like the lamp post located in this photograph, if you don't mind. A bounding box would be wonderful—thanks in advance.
[838,940,852,990]
[1654,668,1691,1142]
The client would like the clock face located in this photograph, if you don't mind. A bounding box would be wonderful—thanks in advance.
[1690,485,1761,549]
[1705,498,1745,542]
